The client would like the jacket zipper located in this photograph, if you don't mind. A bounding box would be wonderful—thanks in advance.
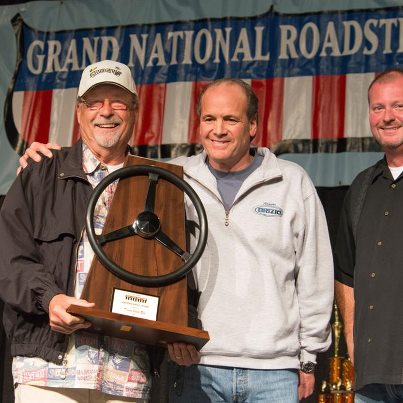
[71,226,85,296]
[187,173,269,228]
[60,358,68,380]
[224,210,230,226]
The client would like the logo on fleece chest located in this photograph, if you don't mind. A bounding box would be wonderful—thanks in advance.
[253,202,283,217]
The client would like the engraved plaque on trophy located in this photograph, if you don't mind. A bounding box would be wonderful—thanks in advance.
[67,155,209,349]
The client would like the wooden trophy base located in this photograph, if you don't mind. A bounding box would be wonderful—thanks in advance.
[70,155,209,349]
[67,305,209,349]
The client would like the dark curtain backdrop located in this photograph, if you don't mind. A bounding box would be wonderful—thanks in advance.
[0,187,349,403]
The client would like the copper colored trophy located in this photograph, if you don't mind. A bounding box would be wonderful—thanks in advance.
[67,156,209,349]
[329,304,343,389]
[343,393,354,403]
[329,357,342,389]
[318,304,356,402]
[342,358,354,390]
[318,381,332,403]
[342,358,354,402]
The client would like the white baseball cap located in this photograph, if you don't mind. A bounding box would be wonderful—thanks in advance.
[77,60,137,98]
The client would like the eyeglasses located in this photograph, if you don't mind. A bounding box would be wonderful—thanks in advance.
[79,98,134,111]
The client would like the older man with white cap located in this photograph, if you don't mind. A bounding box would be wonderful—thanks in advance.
[0,60,155,402]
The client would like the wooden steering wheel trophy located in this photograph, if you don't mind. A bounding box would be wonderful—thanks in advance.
[67,156,209,349]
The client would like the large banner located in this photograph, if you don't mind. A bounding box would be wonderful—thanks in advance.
[1,2,401,191]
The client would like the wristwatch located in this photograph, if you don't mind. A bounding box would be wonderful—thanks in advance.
[300,361,316,373]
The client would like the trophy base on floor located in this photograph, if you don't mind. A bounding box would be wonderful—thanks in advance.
[67,305,210,350]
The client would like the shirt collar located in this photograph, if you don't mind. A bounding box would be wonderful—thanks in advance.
[81,143,133,174]
[373,157,394,182]
[82,143,104,174]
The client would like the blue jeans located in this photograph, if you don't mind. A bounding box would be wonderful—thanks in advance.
[355,383,403,403]
[169,363,298,402]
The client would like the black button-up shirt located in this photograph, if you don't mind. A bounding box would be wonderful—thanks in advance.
[335,158,403,390]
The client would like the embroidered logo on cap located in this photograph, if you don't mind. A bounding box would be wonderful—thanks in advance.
[89,66,123,79]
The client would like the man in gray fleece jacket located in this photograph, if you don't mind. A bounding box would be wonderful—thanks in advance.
[19,78,334,403]
[168,79,334,403]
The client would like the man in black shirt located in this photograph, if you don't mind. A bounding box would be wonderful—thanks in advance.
[335,69,403,402]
